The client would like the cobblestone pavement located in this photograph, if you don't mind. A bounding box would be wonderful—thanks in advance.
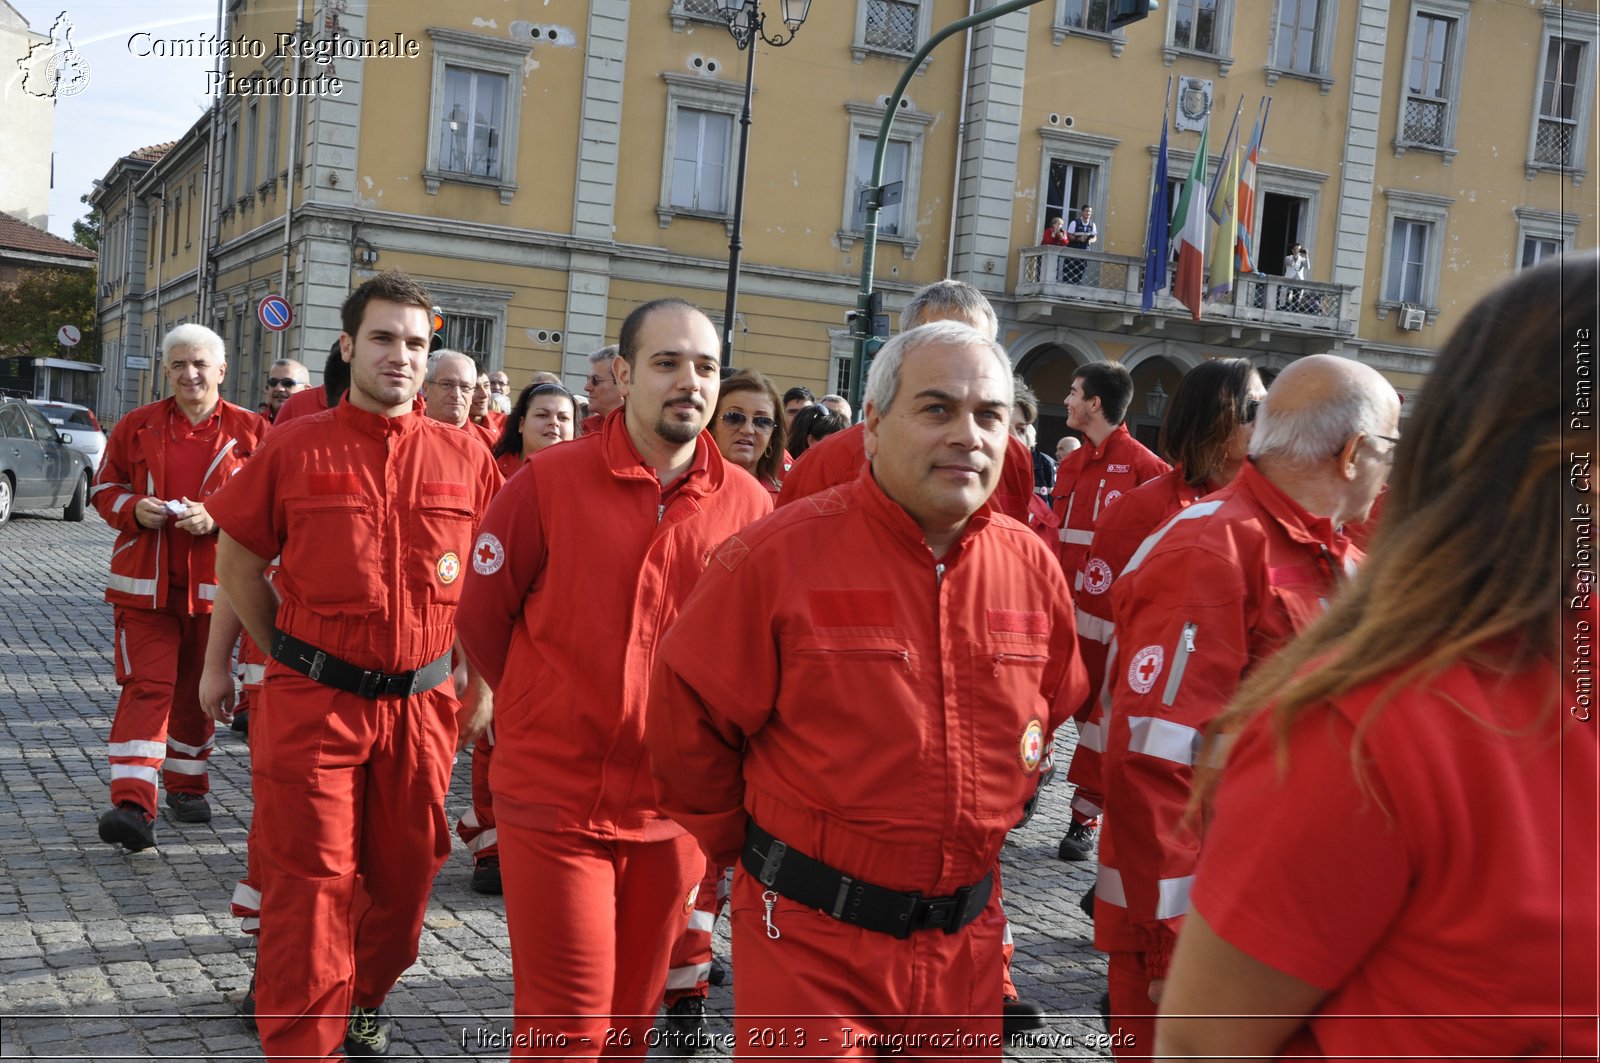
[0,511,1112,1061]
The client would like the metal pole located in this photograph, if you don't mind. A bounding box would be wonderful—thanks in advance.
[847,0,1049,414]
[721,7,759,368]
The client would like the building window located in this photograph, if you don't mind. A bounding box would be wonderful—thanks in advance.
[423,28,532,204]
[1061,0,1115,33]
[658,73,743,227]
[245,101,260,192]
[185,177,194,247]
[1038,126,1119,239]
[1513,205,1579,270]
[265,94,281,185]
[225,118,239,203]
[441,312,494,358]
[1267,0,1337,89]
[426,281,515,368]
[1394,0,1469,160]
[171,193,181,256]
[853,0,932,63]
[1526,10,1597,183]
[840,101,932,255]
[1378,189,1452,318]
[1163,0,1234,72]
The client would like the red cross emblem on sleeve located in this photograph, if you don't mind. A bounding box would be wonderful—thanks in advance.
[1127,645,1165,694]
[472,532,505,576]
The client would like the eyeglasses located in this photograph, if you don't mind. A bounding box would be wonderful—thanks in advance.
[720,410,776,432]
[1372,432,1401,446]
[1241,399,1260,424]
[429,381,474,394]
[587,373,615,388]
[266,377,302,388]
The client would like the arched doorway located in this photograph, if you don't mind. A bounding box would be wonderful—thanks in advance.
[1126,356,1186,453]
[1016,341,1082,458]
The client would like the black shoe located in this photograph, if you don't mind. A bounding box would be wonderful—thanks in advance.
[661,996,710,1054]
[344,1004,393,1057]
[707,957,729,987]
[98,802,156,852]
[239,976,256,1034]
[165,791,212,824]
[1079,886,1095,919]
[1003,997,1046,1040]
[1098,990,1112,1034]
[470,856,503,895]
[230,711,249,735]
[1056,820,1097,862]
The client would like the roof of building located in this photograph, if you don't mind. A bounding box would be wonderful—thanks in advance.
[128,141,176,163]
[0,212,97,261]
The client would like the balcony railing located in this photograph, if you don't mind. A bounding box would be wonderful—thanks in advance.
[1016,247,1354,337]
[1402,96,1448,147]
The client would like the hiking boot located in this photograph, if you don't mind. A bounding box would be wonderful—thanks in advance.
[707,957,729,987]
[344,1004,393,1057]
[661,996,710,1054]
[1079,885,1096,919]
[230,711,249,735]
[1056,820,1097,862]
[239,976,256,1034]
[1003,996,1046,1040]
[165,792,212,824]
[98,802,156,852]
[470,856,503,896]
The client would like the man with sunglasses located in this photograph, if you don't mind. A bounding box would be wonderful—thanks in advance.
[581,343,623,433]
[1091,354,1397,1054]
[262,360,310,423]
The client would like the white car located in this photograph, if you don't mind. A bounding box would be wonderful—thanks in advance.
[28,400,107,476]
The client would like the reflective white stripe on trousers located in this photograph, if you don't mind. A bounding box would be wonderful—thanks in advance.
[109,740,166,759]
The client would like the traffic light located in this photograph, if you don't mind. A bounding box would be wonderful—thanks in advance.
[866,290,889,342]
[1108,0,1157,30]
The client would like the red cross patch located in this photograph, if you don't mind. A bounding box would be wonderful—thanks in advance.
[1083,557,1113,596]
[1127,645,1164,695]
[1017,719,1045,773]
[436,552,461,585]
[472,532,505,576]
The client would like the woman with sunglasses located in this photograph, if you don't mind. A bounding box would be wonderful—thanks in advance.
[708,369,788,501]
[491,382,579,479]
[1059,358,1265,879]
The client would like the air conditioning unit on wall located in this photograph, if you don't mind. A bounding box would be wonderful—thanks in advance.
[1398,305,1425,331]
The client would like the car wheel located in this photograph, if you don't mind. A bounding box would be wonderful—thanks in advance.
[0,474,12,528]
[65,472,88,522]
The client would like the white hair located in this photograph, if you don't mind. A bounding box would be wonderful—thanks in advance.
[161,323,225,363]
[1249,375,1395,464]
[901,279,999,341]
[865,321,1015,414]
[425,349,475,383]
[588,344,619,366]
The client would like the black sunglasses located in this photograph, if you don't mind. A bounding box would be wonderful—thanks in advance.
[720,410,776,431]
[266,377,301,388]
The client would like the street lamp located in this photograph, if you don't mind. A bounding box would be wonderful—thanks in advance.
[715,0,811,367]
[1145,379,1169,418]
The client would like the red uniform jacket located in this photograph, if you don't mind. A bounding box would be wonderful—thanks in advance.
[648,471,1088,894]
[455,410,772,840]
[92,398,269,614]
[272,384,331,425]
[206,401,501,672]
[777,421,1036,523]
[1050,423,1169,589]
[1095,461,1356,975]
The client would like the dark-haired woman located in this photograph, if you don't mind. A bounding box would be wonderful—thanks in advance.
[1158,253,1598,1060]
[786,403,849,459]
[491,382,578,479]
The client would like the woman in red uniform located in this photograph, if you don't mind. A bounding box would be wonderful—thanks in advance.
[709,369,788,501]
[489,382,578,479]
[1158,252,1599,1060]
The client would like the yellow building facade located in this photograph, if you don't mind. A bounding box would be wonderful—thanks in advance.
[93,0,1597,443]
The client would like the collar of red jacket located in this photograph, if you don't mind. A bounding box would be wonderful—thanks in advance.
[1233,459,1348,562]
[598,406,720,497]
[1082,421,1134,460]
[333,395,430,439]
[852,461,996,564]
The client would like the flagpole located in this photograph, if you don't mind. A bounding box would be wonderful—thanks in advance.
[1141,77,1174,315]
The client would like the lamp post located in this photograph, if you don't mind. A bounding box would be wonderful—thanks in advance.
[715,0,810,367]
[1145,379,1169,418]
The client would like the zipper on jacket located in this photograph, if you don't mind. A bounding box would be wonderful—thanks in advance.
[1092,477,1107,521]
[935,562,945,587]
[1161,622,1197,707]
[993,652,1048,677]
[658,503,665,525]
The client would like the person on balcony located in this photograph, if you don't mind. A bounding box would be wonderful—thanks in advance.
[1042,216,1070,246]
[1064,205,1098,284]
[1282,243,1311,312]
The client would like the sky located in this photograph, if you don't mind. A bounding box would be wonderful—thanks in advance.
[7,1,220,239]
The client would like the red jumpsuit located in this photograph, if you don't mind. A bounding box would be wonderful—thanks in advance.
[207,402,499,1063]
[456,410,771,1058]
[778,422,1036,523]
[649,472,1087,1057]
[91,398,268,816]
[271,383,331,425]
[1094,461,1354,1054]
[1067,470,1212,828]
[1192,647,1596,1059]
[1049,423,1169,594]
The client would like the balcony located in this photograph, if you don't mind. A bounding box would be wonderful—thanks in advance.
[1014,247,1357,353]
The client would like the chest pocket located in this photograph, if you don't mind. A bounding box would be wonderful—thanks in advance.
[410,488,476,605]
[283,495,379,609]
[1267,563,1330,646]
[965,640,1051,819]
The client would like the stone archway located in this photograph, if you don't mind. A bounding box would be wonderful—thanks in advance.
[1014,340,1084,457]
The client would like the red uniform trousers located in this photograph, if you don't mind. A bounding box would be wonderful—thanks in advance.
[454,723,498,865]
[251,673,457,1063]
[497,825,701,1058]
[107,600,214,812]
[663,858,729,1005]
[728,868,1006,1060]
[1105,951,1156,1060]
[231,654,265,936]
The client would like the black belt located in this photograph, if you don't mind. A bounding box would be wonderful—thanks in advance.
[741,822,993,940]
[270,629,453,699]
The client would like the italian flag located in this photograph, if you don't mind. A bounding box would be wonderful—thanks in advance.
[1169,119,1209,321]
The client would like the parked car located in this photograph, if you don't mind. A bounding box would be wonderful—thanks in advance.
[0,396,92,528]
[27,399,107,475]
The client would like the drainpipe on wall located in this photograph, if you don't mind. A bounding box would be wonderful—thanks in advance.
[945,0,977,279]
[277,0,306,361]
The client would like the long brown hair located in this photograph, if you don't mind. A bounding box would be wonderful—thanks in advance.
[714,369,787,486]
[1200,252,1596,799]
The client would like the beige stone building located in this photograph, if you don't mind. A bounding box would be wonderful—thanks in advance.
[92,0,1597,444]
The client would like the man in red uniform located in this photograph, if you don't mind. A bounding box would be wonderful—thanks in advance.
[92,324,269,850]
[1051,360,1170,862]
[580,343,623,435]
[262,359,309,424]
[274,344,348,425]
[649,321,1086,1056]
[1093,354,1398,1055]
[456,298,770,1058]
[467,361,507,440]
[207,271,499,1062]
[421,350,494,450]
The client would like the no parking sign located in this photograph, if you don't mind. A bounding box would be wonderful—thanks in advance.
[258,295,292,332]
